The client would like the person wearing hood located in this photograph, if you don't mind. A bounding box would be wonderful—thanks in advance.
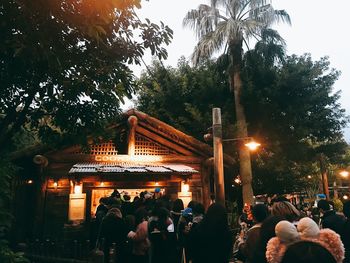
[99,208,129,263]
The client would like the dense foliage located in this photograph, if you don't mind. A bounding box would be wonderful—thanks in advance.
[0,0,173,152]
[242,50,349,194]
[0,0,173,260]
[137,58,234,141]
[137,52,349,194]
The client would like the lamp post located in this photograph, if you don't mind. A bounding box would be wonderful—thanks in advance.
[212,108,225,206]
[207,108,261,206]
[319,154,330,200]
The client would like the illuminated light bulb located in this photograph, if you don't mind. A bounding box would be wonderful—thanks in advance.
[340,170,349,178]
[27,180,33,184]
[234,178,241,184]
[343,195,349,200]
[245,141,261,151]
[100,182,105,187]
[53,182,58,188]
[74,184,82,194]
[181,181,189,193]
[155,182,159,186]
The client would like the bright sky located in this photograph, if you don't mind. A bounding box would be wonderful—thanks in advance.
[131,0,350,142]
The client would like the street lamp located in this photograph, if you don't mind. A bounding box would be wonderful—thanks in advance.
[333,169,350,199]
[340,170,349,178]
[205,108,261,206]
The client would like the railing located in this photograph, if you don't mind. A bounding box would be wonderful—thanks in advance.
[18,239,112,263]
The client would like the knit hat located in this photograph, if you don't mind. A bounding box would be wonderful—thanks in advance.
[297,217,319,239]
[266,217,345,263]
[266,221,299,263]
[275,221,299,244]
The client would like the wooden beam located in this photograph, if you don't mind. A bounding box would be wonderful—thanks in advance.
[136,126,194,156]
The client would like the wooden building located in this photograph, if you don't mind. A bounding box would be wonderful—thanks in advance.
[12,109,235,241]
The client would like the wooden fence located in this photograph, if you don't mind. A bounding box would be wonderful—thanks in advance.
[19,239,110,263]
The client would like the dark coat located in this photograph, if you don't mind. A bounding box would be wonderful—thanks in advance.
[99,214,129,262]
[321,210,346,236]
[239,224,262,263]
[343,219,350,263]
[148,217,177,263]
[188,223,233,263]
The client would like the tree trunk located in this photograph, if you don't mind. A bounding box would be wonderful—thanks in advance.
[231,55,254,205]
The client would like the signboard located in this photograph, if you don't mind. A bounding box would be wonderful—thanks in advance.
[68,193,86,221]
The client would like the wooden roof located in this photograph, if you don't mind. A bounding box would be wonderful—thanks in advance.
[40,109,235,166]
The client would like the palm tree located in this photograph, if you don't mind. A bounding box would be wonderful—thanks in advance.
[184,0,291,205]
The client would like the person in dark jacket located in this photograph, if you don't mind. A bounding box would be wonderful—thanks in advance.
[148,206,177,263]
[99,208,129,263]
[317,199,345,235]
[188,203,233,263]
[250,215,284,263]
[238,203,269,263]
[343,201,350,263]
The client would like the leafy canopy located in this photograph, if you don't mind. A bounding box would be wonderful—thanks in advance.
[0,0,173,152]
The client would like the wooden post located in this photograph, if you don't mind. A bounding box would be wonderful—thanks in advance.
[201,158,213,209]
[319,154,330,200]
[333,181,338,199]
[212,108,225,206]
[127,116,138,156]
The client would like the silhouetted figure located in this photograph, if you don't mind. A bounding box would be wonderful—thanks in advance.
[189,203,233,263]
[281,241,336,263]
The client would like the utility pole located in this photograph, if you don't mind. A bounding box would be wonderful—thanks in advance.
[319,154,330,200]
[212,108,225,206]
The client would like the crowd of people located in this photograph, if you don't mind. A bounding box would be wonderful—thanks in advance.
[235,197,350,263]
[91,189,232,263]
[91,189,350,263]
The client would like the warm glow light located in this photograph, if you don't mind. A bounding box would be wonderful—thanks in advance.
[181,181,189,193]
[27,180,33,184]
[155,182,159,186]
[245,141,261,151]
[307,175,312,179]
[234,177,241,184]
[53,182,58,188]
[100,182,105,187]
[340,170,349,178]
[343,195,349,200]
[74,184,82,194]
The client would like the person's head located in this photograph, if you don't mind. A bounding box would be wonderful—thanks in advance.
[99,197,109,205]
[271,201,300,222]
[192,202,205,216]
[202,203,228,232]
[317,200,330,212]
[187,200,197,209]
[172,199,184,213]
[123,194,131,202]
[107,207,122,219]
[111,189,120,199]
[134,207,148,225]
[281,241,336,263]
[252,203,269,223]
[260,215,284,247]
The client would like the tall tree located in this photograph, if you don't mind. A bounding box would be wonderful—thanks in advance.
[183,0,290,204]
[0,0,173,153]
[242,49,349,194]
[137,58,234,140]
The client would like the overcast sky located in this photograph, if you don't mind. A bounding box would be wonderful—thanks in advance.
[131,0,350,142]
